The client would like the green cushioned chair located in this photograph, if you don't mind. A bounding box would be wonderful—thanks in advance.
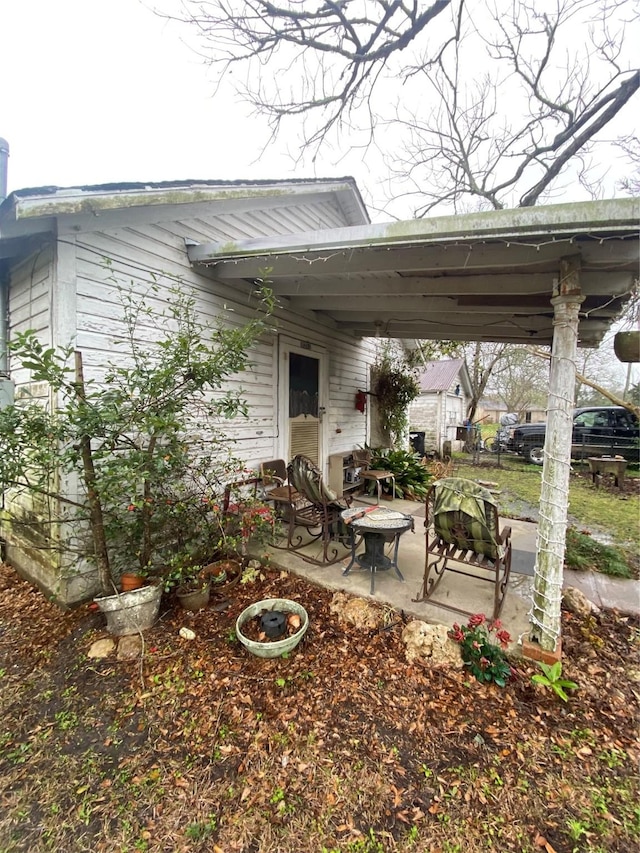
[414,477,512,620]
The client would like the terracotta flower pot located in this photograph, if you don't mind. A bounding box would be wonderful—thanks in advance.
[120,572,145,592]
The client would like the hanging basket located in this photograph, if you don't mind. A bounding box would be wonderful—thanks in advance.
[613,331,640,363]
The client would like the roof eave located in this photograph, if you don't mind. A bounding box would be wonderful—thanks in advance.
[188,197,640,264]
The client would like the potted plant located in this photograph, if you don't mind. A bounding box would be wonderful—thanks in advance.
[0,273,275,631]
[372,344,421,448]
[162,555,211,611]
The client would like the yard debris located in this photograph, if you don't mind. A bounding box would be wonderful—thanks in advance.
[178,627,196,640]
[0,562,638,852]
[117,635,142,660]
[563,586,599,617]
[329,591,384,629]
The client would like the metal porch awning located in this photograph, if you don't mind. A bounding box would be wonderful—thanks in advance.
[187,198,639,348]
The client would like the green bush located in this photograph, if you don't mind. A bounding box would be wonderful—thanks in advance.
[368,447,431,500]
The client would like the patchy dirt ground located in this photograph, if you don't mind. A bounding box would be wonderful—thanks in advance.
[1,563,639,853]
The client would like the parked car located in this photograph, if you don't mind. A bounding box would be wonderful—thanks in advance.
[507,406,640,465]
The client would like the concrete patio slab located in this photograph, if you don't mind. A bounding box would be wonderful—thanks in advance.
[262,496,640,651]
[262,497,539,650]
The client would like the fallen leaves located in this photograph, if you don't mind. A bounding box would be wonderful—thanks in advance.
[0,563,639,853]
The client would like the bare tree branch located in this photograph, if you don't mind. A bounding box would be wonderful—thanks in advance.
[391,0,639,213]
[166,0,451,149]
[165,0,638,213]
[531,347,640,418]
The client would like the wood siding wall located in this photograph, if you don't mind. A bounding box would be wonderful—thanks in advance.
[409,385,467,453]
[4,195,377,602]
[66,197,376,469]
[8,243,54,395]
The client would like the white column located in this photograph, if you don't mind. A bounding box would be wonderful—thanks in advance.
[529,258,584,652]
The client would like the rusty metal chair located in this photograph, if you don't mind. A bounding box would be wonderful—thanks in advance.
[285,454,353,566]
[414,477,512,620]
[259,459,310,550]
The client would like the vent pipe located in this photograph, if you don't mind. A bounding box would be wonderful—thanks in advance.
[0,138,9,203]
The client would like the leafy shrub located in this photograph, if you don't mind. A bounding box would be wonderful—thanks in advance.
[368,447,431,500]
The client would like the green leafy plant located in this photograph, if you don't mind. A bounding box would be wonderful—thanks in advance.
[0,273,275,594]
[160,554,205,593]
[448,614,512,686]
[372,344,420,448]
[531,661,578,702]
[368,446,431,500]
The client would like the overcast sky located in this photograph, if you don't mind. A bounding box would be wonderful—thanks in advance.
[1,0,637,387]
[2,1,636,221]
[0,0,373,198]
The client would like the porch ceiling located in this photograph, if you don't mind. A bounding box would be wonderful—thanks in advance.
[188,199,639,348]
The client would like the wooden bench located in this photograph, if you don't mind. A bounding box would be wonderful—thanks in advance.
[587,457,628,489]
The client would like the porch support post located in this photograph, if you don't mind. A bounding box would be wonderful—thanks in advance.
[528,256,584,654]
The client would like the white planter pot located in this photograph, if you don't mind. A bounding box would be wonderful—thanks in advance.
[94,582,162,636]
[236,598,309,659]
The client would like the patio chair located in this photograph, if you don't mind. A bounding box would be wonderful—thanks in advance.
[414,477,512,620]
[259,459,288,489]
[258,459,311,550]
[352,449,396,504]
[285,454,354,566]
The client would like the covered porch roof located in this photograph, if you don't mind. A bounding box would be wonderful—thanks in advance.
[187,198,639,348]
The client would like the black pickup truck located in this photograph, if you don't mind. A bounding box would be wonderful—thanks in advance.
[507,406,639,465]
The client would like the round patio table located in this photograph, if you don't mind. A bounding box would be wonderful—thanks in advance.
[341,506,414,594]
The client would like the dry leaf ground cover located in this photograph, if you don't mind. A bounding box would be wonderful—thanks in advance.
[0,562,638,853]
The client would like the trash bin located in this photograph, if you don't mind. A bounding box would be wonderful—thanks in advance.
[409,431,426,457]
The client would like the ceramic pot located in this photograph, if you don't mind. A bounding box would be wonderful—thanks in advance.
[176,582,211,611]
[203,559,242,591]
[613,331,640,363]
[236,598,308,659]
[94,582,162,636]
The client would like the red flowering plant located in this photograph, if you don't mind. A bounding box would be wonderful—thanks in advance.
[221,476,277,558]
[448,614,512,687]
[1,277,275,596]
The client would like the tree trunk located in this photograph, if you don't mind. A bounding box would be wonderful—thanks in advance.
[74,352,112,595]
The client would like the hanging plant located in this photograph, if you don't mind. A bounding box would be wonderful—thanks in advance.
[372,345,421,447]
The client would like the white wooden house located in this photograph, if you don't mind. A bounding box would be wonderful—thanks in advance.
[0,178,379,602]
[2,177,637,651]
[409,359,472,453]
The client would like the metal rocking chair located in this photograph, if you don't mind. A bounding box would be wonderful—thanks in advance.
[285,455,353,566]
[414,477,512,620]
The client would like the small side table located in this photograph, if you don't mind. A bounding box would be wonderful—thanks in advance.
[341,506,414,594]
[587,457,628,489]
